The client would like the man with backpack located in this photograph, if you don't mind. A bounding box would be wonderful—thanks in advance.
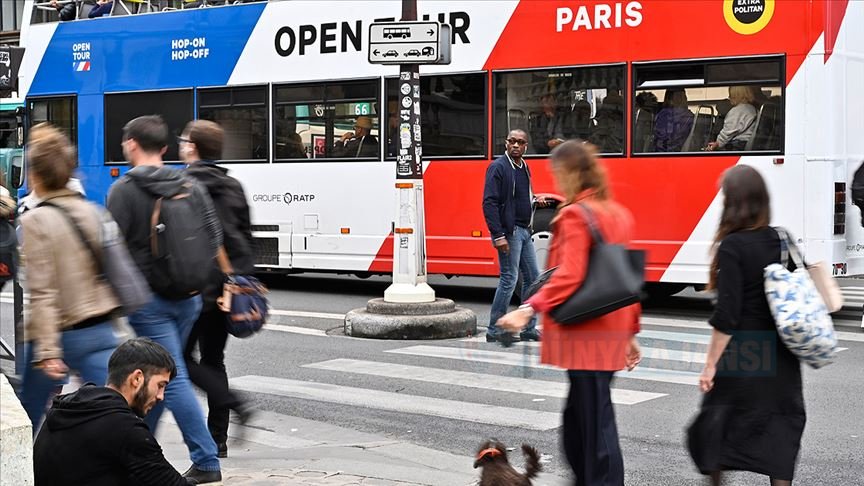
[107,115,223,485]
[852,160,864,329]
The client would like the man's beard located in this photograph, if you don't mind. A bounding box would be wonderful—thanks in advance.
[130,379,151,418]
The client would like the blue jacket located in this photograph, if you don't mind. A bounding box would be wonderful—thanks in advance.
[482,154,532,243]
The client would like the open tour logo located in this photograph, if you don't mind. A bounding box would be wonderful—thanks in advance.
[724,0,775,35]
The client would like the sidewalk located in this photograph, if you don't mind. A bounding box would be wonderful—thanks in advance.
[157,409,568,486]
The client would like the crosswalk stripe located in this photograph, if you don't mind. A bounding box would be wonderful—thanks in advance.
[263,324,328,336]
[303,358,667,405]
[638,329,711,345]
[385,345,699,386]
[230,375,561,431]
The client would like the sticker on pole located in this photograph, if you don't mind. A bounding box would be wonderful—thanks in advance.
[368,22,451,65]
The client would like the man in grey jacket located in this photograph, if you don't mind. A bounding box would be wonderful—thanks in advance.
[107,115,223,485]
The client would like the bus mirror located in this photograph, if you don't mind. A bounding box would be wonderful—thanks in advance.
[11,155,23,189]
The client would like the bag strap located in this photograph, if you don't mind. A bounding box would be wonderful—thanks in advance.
[775,227,805,269]
[37,201,105,277]
[576,202,604,245]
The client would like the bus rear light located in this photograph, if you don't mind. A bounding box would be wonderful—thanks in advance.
[472,230,482,237]
[773,157,784,165]
[110,168,120,177]
[834,182,846,235]
[340,228,350,234]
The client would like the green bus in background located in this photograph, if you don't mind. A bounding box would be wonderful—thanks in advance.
[0,98,24,197]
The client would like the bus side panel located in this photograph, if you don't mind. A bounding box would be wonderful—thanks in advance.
[841,1,864,274]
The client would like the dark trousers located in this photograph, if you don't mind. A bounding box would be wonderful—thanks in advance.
[563,371,625,486]
[184,308,244,444]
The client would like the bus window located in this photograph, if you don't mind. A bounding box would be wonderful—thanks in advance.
[384,72,487,158]
[28,96,76,146]
[104,89,194,163]
[633,56,784,154]
[493,65,625,156]
[198,85,268,163]
[273,79,379,161]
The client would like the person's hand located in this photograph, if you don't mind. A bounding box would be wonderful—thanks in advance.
[341,132,354,142]
[705,141,720,151]
[535,197,554,208]
[38,358,68,380]
[624,336,641,371]
[498,308,531,333]
[699,365,716,393]
[494,239,510,254]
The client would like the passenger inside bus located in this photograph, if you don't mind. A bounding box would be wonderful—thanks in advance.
[333,116,378,158]
[633,92,659,153]
[653,89,694,152]
[706,86,757,151]
[280,132,307,159]
[528,94,567,154]
[587,90,624,153]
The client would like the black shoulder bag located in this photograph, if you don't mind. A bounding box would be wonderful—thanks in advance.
[524,203,645,324]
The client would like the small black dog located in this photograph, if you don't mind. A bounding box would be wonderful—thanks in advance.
[473,440,541,486]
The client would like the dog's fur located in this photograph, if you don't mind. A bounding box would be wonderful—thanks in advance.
[473,440,541,486]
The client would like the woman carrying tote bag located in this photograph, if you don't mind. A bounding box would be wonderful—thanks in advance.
[499,140,642,486]
[687,165,805,486]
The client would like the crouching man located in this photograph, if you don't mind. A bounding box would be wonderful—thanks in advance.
[34,338,193,486]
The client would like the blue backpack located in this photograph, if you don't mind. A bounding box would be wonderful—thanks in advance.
[218,274,269,338]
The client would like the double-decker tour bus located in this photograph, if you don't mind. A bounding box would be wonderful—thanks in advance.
[0,98,24,195]
[14,0,864,296]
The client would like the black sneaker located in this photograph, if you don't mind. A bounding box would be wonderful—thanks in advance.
[216,442,227,459]
[182,466,222,485]
[487,331,519,347]
[520,329,542,342]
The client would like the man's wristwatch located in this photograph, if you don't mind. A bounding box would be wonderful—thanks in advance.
[518,303,535,317]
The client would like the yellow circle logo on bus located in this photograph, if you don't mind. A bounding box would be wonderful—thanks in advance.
[724,0,775,35]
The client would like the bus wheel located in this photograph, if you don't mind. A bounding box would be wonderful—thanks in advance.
[513,207,557,304]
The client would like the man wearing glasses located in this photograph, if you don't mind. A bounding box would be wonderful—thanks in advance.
[482,129,546,343]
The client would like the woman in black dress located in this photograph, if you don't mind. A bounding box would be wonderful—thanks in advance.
[688,165,805,486]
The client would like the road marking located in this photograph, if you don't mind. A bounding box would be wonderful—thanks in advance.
[230,375,561,431]
[303,358,666,405]
[638,329,711,345]
[385,345,700,386]
[269,309,345,320]
[263,324,328,337]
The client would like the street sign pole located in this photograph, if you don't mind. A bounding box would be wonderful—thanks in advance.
[383,0,434,303]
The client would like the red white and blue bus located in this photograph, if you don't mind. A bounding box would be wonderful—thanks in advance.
[15,0,864,295]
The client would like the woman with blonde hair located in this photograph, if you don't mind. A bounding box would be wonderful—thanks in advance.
[498,140,642,485]
[17,123,120,430]
[707,86,758,151]
[688,165,805,486]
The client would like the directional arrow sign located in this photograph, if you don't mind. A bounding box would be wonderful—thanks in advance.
[368,21,451,65]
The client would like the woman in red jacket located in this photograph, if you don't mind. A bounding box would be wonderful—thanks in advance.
[499,140,642,486]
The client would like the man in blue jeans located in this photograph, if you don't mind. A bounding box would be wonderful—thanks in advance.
[108,115,223,485]
[482,129,548,342]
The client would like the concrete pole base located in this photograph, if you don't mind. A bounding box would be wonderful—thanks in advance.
[345,298,477,339]
[383,282,436,303]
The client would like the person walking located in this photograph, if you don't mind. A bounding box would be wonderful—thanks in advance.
[482,129,546,342]
[498,141,642,486]
[180,120,255,457]
[16,123,120,430]
[107,115,223,484]
[687,165,805,486]
[34,338,191,486]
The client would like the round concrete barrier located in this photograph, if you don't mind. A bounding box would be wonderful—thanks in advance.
[345,299,476,339]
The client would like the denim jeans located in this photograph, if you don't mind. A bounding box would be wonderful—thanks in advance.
[488,225,539,335]
[129,294,220,472]
[19,321,117,432]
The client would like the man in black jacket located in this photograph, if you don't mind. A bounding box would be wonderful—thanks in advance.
[34,338,191,486]
[180,120,255,457]
[482,130,546,343]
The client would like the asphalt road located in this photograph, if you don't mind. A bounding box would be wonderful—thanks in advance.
[2,275,863,485]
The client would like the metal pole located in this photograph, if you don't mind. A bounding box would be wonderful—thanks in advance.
[383,0,434,303]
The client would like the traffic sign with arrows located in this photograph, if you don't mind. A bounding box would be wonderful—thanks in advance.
[368,21,451,65]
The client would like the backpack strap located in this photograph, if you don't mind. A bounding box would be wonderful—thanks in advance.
[150,197,164,258]
[37,201,105,278]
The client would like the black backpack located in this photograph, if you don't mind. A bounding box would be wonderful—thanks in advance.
[149,183,216,299]
[852,162,864,226]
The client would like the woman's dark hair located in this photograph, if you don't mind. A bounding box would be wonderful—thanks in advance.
[107,337,177,387]
[708,165,771,289]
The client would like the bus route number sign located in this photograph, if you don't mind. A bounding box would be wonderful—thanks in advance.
[368,22,451,65]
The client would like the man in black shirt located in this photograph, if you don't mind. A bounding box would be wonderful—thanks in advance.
[34,338,192,486]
